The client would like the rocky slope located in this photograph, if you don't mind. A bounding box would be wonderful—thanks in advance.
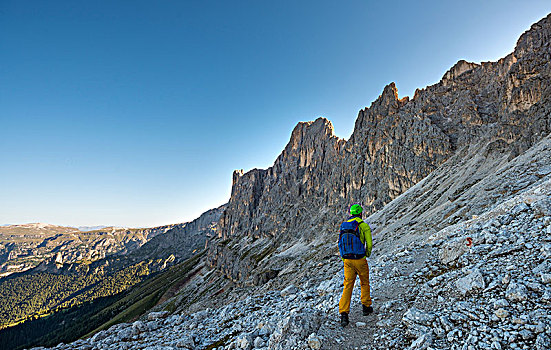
[24,12,551,350]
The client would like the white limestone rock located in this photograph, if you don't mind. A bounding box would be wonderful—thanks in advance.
[456,268,485,296]
[148,311,169,321]
[495,308,509,319]
[280,284,298,297]
[505,282,529,301]
[307,333,321,350]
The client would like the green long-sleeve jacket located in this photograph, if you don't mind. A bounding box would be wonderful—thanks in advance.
[345,216,373,258]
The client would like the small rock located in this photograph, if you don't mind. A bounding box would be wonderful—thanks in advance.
[511,203,529,216]
[519,329,534,340]
[317,279,336,295]
[449,312,468,323]
[535,322,546,333]
[505,283,529,301]
[502,274,511,285]
[90,331,108,344]
[307,333,321,350]
[495,308,509,319]
[280,285,298,297]
[132,321,146,335]
[526,282,544,292]
[532,261,550,275]
[402,308,435,326]
[540,273,551,284]
[512,314,530,325]
[253,336,264,348]
[535,334,550,350]
[493,299,509,308]
[236,335,252,350]
[148,311,169,321]
[117,328,132,341]
[456,269,485,296]
[439,316,453,331]
[258,325,271,337]
[176,335,195,349]
[409,332,434,350]
[355,322,367,328]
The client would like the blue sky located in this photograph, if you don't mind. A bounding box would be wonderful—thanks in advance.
[2,1,550,228]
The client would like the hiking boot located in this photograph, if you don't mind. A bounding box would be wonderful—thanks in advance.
[362,304,373,315]
[340,312,349,327]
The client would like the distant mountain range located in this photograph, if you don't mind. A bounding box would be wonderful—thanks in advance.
[0,223,114,231]
[78,225,110,232]
[0,223,172,277]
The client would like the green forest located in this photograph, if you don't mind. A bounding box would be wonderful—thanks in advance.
[0,252,203,350]
[0,263,150,328]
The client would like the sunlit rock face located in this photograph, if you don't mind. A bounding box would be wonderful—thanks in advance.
[209,14,551,282]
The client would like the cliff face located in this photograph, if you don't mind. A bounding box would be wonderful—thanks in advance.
[129,205,224,261]
[219,119,344,240]
[207,14,551,283]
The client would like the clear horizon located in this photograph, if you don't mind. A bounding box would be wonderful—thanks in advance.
[2,1,551,228]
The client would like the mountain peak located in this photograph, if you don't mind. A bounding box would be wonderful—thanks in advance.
[370,82,409,112]
[288,117,335,144]
[380,82,399,103]
[441,60,480,85]
[514,12,551,59]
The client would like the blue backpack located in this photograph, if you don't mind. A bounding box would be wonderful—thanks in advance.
[338,218,366,259]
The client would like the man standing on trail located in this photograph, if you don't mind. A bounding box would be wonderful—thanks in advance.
[338,203,373,327]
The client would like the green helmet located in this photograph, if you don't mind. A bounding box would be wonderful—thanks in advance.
[350,204,363,215]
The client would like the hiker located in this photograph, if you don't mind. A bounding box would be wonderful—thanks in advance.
[338,203,373,327]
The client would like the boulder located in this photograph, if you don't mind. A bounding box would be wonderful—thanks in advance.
[456,269,485,296]
[505,282,529,301]
[409,332,434,350]
[147,311,169,321]
[307,333,321,350]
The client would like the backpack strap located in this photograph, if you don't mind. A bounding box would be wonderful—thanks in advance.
[347,216,364,227]
[349,217,364,239]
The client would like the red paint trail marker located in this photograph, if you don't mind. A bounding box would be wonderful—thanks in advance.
[466,237,473,247]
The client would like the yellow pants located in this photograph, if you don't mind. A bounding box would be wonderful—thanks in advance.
[339,258,371,314]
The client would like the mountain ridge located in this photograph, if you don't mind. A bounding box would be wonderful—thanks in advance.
[0,222,181,277]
